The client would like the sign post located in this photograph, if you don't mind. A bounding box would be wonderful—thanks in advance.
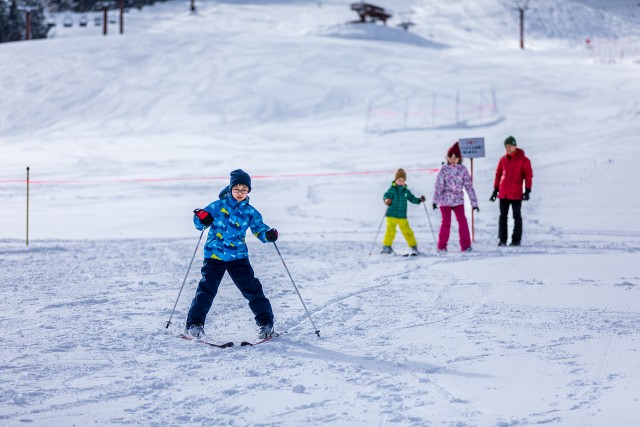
[458,137,485,242]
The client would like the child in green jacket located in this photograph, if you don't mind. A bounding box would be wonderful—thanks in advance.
[382,168,426,255]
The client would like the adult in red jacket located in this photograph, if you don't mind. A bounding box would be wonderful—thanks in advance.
[490,136,533,246]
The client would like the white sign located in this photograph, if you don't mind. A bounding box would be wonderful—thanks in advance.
[458,137,485,158]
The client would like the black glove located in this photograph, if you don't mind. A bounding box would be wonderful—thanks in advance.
[489,188,498,202]
[265,228,278,242]
[523,188,531,201]
[194,209,213,226]
[473,207,480,213]
[419,195,426,203]
[432,203,438,210]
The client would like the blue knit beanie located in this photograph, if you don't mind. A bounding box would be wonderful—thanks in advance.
[230,169,251,192]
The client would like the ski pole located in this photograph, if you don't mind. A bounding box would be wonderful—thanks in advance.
[423,202,438,250]
[272,241,321,337]
[165,228,206,329]
[368,209,388,256]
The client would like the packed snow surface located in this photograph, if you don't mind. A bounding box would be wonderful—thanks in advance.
[1,0,640,425]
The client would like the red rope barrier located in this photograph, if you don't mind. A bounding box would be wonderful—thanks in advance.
[0,168,440,185]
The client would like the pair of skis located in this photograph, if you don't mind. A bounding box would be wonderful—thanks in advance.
[179,331,286,348]
[384,251,422,257]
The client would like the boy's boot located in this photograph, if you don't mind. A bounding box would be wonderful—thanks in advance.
[409,246,419,256]
[186,324,205,339]
[381,246,394,254]
[258,324,273,339]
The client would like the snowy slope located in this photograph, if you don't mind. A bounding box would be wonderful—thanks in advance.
[1,0,640,425]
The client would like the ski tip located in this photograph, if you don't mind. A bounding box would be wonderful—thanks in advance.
[179,334,234,348]
[241,331,287,347]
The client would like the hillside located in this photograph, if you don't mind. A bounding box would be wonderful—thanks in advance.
[1,0,639,426]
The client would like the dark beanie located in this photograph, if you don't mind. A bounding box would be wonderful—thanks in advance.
[504,135,517,146]
[447,141,461,158]
[229,169,251,192]
[395,168,407,180]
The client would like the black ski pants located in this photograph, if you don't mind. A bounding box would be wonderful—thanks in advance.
[499,199,522,244]
[186,257,274,329]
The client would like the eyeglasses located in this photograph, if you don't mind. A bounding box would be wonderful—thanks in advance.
[232,188,249,195]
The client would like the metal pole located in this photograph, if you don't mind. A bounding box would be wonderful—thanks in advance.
[165,228,206,329]
[491,88,498,114]
[520,8,524,49]
[272,242,320,337]
[471,158,475,242]
[364,98,373,132]
[431,93,437,124]
[422,202,438,250]
[368,209,387,256]
[26,167,30,246]
[119,0,124,34]
[103,7,108,35]
[403,97,409,130]
[26,11,31,40]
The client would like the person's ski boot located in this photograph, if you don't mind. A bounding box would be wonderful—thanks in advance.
[258,324,273,339]
[186,324,205,339]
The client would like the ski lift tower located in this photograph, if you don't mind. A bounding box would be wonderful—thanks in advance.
[397,11,415,31]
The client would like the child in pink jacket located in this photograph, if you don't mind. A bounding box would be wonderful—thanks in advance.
[432,142,479,252]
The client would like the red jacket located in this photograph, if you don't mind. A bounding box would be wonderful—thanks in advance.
[493,148,533,200]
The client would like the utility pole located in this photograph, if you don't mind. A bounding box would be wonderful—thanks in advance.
[26,10,31,40]
[98,1,110,35]
[514,0,529,50]
[103,5,108,35]
[519,7,525,49]
[18,6,35,40]
[119,0,124,34]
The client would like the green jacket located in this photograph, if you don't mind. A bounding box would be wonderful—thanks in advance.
[383,182,421,219]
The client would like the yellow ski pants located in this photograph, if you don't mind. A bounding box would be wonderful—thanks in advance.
[382,217,417,247]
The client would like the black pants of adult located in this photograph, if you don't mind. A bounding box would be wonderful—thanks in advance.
[186,257,274,329]
[499,198,522,244]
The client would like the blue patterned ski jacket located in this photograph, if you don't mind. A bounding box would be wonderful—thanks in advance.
[194,186,271,261]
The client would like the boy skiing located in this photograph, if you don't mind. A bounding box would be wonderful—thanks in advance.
[381,168,426,255]
[185,169,278,340]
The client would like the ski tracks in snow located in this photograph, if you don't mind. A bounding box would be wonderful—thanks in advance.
[1,237,639,425]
